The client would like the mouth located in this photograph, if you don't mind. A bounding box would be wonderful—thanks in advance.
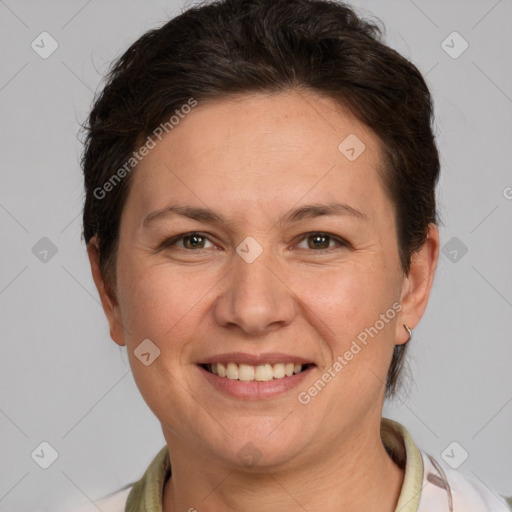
[197,355,316,399]
[201,362,314,382]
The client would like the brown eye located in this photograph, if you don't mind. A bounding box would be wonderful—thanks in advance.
[182,234,207,249]
[161,232,213,250]
[296,232,348,251]
[308,233,330,249]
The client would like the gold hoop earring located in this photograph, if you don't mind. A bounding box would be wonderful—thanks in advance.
[403,324,413,337]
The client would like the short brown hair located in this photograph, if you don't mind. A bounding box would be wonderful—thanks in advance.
[81,0,440,397]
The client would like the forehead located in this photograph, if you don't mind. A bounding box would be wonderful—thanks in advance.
[126,90,388,224]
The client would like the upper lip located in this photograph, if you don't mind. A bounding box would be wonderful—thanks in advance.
[199,352,315,366]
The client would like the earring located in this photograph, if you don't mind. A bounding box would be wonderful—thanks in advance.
[403,324,413,337]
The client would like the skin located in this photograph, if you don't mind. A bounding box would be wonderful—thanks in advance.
[88,90,439,511]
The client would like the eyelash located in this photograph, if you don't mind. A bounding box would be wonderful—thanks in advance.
[159,231,350,252]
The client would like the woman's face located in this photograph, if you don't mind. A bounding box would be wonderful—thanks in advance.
[92,91,436,470]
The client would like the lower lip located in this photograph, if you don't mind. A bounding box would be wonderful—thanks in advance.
[198,365,315,400]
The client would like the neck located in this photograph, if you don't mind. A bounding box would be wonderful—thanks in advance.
[162,418,404,512]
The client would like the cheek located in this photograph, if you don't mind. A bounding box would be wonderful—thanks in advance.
[299,272,398,402]
[293,260,398,336]
[116,257,213,344]
[115,261,208,416]
[293,259,401,395]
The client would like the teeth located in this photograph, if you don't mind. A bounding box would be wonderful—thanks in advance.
[226,362,239,379]
[272,363,285,379]
[239,364,255,381]
[255,364,273,382]
[207,362,307,381]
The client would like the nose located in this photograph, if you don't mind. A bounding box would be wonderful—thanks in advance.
[213,245,297,336]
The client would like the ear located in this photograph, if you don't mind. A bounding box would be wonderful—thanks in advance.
[87,236,126,346]
[395,223,440,345]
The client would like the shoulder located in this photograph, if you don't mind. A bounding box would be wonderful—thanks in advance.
[419,450,512,512]
[69,484,133,512]
[95,485,133,512]
[96,484,133,512]
[92,445,170,512]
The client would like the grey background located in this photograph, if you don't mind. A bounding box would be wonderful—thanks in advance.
[0,0,511,510]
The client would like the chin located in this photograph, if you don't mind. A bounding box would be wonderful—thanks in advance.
[205,419,313,471]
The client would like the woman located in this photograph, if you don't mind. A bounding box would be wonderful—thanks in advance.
[81,0,511,510]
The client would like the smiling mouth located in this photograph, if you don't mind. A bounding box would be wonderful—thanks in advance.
[201,362,313,382]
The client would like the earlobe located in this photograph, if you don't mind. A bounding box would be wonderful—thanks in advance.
[87,236,126,346]
[396,223,440,345]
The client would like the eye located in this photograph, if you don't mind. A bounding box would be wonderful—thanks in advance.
[161,232,214,250]
[158,231,349,252]
[295,232,349,251]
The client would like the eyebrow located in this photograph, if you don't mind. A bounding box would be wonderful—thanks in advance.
[143,201,368,228]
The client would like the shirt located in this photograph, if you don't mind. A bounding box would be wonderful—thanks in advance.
[94,418,512,511]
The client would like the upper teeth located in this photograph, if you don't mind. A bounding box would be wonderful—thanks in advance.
[209,362,304,381]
